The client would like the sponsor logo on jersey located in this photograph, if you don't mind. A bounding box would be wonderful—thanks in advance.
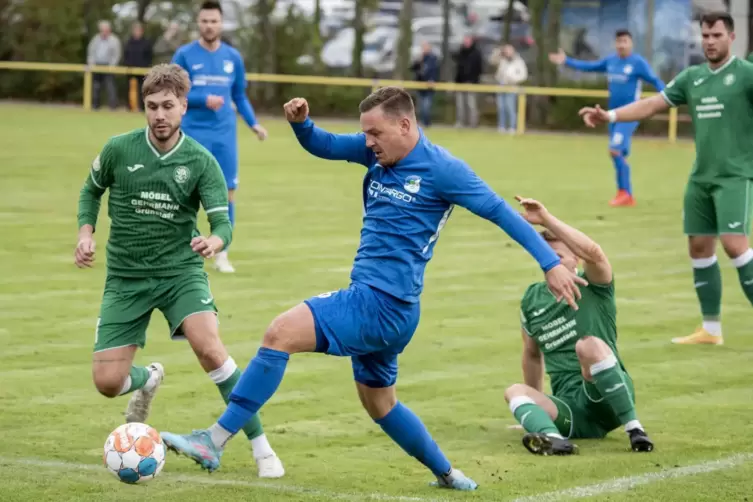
[127,164,145,172]
[223,60,234,73]
[693,78,705,86]
[369,180,413,203]
[404,175,422,194]
[724,74,735,86]
[192,63,204,70]
[696,96,723,119]
[92,155,101,171]
[173,166,190,184]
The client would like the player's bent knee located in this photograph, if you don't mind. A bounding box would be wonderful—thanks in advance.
[356,383,397,420]
[575,336,612,361]
[609,149,620,158]
[92,372,126,398]
[504,383,533,402]
[720,235,749,259]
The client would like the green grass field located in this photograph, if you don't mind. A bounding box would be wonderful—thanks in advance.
[1,103,752,501]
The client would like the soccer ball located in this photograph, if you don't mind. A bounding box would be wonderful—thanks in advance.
[103,423,166,484]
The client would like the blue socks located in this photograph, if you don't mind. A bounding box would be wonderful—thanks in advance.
[612,154,632,194]
[375,402,451,476]
[219,347,289,434]
[228,200,236,227]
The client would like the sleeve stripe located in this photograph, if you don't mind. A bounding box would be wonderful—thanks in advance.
[206,206,229,214]
[660,91,676,107]
[89,170,104,189]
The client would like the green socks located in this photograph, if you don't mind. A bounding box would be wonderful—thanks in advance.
[733,249,753,306]
[509,396,561,437]
[692,256,722,321]
[118,366,150,395]
[212,361,265,441]
[590,355,637,426]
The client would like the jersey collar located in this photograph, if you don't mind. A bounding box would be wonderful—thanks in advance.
[708,55,736,75]
[145,127,186,160]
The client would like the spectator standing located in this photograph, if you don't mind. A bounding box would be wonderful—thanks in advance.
[123,22,153,111]
[87,20,122,110]
[454,35,483,128]
[491,44,528,133]
[411,42,440,127]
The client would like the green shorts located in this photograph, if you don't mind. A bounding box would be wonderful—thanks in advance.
[549,374,635,439]
[683,178,753,236]
[94,269,217,353]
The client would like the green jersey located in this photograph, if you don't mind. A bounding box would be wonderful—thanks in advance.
[77,127,232,277]
[519,274,624,395]
[661,56,753,182]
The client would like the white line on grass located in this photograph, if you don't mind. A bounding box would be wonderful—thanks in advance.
[512,452,753,501]
[0,457,444,502]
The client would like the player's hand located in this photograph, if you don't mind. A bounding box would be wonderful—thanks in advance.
[579,105,609,128]
[74,236,96,268]
[206,95,225,111]
[515,196,550,226]
[191,235,223,259]
[251,124,268,141]
[283,97,309,123]
[548,48,566,65]
[545,264,588,311]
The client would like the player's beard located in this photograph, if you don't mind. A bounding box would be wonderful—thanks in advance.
[150,122,180,144]
[705,46,729,64]
[201,32,219,45]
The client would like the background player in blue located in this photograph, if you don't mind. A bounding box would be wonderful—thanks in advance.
[549,30,664,207]
[172,1,267,273]
[161,87,587,491]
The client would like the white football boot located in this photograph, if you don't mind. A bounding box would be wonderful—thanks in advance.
[124,362,165,423]
[255,453,285,478]
[213,251,235,273]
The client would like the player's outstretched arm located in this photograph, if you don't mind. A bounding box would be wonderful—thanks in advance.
[549,48,608,73]
[579,94,668,128]
[196,157,232,257]
[638,57,665,91]
[283,98,373,167]
[230,52,267,140]
[436,162,587,309]
[521,330,544,391]
[517,196,612,285]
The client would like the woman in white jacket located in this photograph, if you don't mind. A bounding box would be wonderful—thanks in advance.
[492,44,528,133]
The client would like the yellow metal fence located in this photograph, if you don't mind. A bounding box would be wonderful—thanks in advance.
[0,61,679,142]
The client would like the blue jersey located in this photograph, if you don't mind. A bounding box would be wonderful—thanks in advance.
[291,118,561,303]
[172,41,257,134]
[565,53,664,109]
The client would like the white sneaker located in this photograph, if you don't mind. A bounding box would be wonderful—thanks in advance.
[213,251,235,273]
[255,453,285,478]
[124,362,164,424]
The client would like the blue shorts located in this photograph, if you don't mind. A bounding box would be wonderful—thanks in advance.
[304,282,420,388]
[187,131,239,189]
[608,122,639,156]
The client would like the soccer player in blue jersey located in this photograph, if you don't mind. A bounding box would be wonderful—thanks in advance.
[161,87,587,490]
[549,30,664,207]
[172,1,267,273]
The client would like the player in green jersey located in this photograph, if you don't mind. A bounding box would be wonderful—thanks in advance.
[505,196,654,455]
[75,63,285,478]
[579,12,753,346]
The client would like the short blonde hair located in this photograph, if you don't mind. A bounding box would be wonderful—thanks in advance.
[141,64,191,99]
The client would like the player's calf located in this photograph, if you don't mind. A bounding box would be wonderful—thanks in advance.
[576,337,653,452]
[504,384,573,454]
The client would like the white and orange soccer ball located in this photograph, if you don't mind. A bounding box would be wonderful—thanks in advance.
[103,423,166,484]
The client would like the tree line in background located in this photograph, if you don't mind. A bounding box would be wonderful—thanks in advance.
[0,0,676,135]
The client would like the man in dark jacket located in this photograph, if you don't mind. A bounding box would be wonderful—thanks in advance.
[411,42,440,127]
[454,35,483,127]
[123,22,153,110]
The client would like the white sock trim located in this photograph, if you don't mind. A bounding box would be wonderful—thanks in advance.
[625,419,643,432]
[509,395,535,414]
[208,422,233,449]
[702,320,722,336]
[118,376,132,396]
[691,255,718,269]
[732,249,753,268]
[209,357,237,384]
[250,433,275,459]
[590,354,618,376]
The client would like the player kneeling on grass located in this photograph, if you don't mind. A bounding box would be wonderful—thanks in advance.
[75,63,284,478]
[505,196,654,455]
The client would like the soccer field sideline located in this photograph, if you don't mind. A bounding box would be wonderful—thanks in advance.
[2,452,752,501]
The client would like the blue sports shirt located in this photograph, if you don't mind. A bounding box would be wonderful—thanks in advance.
[172,41,257,133]
[565,53,665,109]
[291,118,561,303]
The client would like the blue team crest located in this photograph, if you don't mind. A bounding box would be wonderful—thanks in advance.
[223,60,234,74]
[623,64,633,74]
[404,175,422,194]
